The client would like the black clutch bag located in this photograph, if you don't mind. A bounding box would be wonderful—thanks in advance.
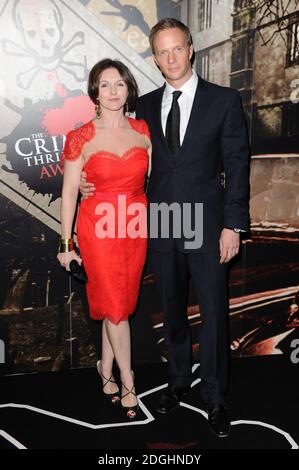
[70,260,88,283]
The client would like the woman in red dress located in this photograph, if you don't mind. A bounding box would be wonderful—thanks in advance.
[57,59,151,419]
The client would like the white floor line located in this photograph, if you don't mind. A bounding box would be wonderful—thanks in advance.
[0,363,297,449]
[179,402,299,449]
[138,382,168,398]
[0,401,153,429]
[231,419,299,449]
[0,429,27,449]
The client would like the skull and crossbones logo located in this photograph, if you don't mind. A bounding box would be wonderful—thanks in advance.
[2,0,87,89]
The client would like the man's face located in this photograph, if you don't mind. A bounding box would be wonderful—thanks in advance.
[153,27,193,87]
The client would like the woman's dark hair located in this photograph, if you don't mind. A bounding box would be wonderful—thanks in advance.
[88,59,138,113]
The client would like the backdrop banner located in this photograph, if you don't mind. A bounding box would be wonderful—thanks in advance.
[0,0,298,374]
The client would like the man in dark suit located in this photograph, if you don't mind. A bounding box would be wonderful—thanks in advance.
[80,18,249,438]
[135,18,249,438]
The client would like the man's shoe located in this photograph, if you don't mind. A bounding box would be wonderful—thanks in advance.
[206,404,230,438]
[156,385,190,414]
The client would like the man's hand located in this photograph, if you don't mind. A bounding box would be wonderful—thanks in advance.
[80,170,95,200]
[219,228,240,264]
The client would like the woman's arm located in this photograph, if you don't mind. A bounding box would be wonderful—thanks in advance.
[58,150,84,271]
[61,157,83,238]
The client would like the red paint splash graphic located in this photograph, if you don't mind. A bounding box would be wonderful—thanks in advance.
[42,95,94,136]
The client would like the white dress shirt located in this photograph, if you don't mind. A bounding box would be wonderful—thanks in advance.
[161,69,198,145]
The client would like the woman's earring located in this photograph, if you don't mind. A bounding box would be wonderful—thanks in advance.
[95,99,101,119]
[125,102,129,114]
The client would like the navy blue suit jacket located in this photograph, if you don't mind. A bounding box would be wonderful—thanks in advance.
[136,76,250,253]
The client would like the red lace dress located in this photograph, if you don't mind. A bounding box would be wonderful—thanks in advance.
[61,117,149,324]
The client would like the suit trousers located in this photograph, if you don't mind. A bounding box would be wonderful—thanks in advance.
[150,246,229,405]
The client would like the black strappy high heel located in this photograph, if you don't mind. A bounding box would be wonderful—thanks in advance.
[121,373,139,419]
[97,361,120,405]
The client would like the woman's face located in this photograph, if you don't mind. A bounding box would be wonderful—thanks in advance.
[97,67,128,112]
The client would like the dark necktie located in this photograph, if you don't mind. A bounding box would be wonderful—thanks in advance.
[165,90,182,158]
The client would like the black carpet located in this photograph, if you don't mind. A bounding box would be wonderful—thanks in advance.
[0,356,298,449]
